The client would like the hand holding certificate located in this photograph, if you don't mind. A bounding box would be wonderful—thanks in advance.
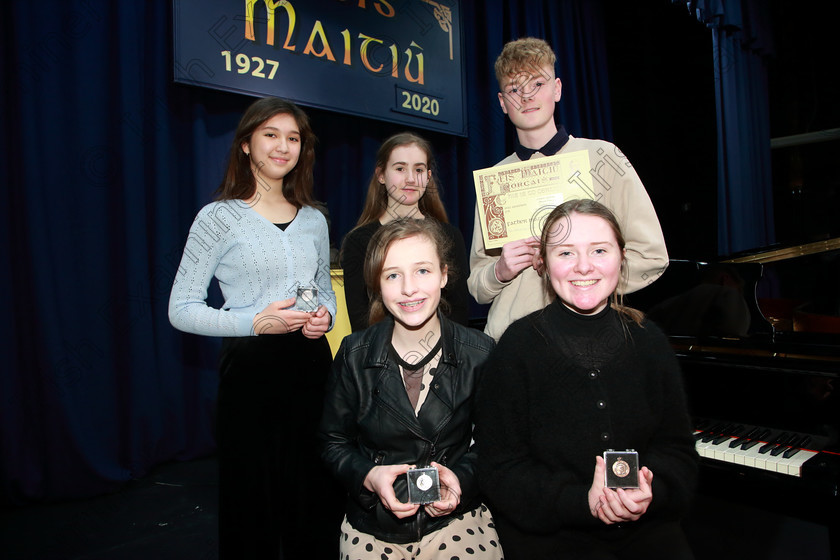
[473,150,596,250]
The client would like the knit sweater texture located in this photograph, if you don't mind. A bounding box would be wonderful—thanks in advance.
[475,300,698,557]
[169,200,336,337]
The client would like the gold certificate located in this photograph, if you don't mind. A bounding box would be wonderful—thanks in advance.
[473,150,595,250]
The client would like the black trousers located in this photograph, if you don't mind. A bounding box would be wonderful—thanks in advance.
[498,518,694,560]
[217,332,343,559]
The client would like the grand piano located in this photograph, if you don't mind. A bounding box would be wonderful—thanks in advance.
[626,237,840,552]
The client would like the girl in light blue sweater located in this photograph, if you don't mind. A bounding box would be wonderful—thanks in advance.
[169,97,340,558]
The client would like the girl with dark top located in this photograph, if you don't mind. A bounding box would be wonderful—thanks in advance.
[321,218,503,559]
[169,97,340,558]
[476,199,698,560]
[340,132,470,331]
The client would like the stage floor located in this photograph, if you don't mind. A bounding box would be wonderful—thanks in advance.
[1,456,831,560]
[1,457,219,560]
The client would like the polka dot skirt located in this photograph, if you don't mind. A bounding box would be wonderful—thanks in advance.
[339,503,504,559]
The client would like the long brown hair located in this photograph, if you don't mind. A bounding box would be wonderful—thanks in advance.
[539,199,644,325]
[363,218,452,325]
[214,97,316,208]
[354,132,449,227]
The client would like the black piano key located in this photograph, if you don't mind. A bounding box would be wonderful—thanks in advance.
[729,426,761,448]
[700,425,722,443]
[775,433,799,453]
[770,445,788,457]
[743,427,762,439]
[702,423,730,443]
[719,425,745,446]
[789,434,811,449]
[782,447,800,459]
[776,435,812,459]
[725,425,745,440]
[759,432,789,454]
[741,428,772,450]
[741,439,761,450]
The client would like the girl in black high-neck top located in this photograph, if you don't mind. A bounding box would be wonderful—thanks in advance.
[476,200,698,560]
[339,132,469,332]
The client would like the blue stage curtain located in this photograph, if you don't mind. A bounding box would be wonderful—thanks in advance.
[675,0,774,255]
[1,0,613,504]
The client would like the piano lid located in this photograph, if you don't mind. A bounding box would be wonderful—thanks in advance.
[626,237,840,374]
[720,237,840,265]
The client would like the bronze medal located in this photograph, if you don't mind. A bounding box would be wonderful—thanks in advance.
[612,457,630,478]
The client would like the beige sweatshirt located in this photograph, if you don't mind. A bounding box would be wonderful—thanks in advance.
[468,136,669,340]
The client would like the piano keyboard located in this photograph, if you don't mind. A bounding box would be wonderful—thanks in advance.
[693,421,819,477]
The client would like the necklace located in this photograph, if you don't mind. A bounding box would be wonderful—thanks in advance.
[390,336,442,371]
[390,336,442,410]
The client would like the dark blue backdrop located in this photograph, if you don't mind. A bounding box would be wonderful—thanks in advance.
[0,0,613,504]
[1,0,771,504]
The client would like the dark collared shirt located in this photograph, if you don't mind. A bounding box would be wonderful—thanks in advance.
[514,126,570,160]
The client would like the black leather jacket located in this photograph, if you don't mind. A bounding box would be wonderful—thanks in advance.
[319,314,494,544]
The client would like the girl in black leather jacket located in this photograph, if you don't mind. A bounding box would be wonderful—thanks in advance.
[320,218,504,558]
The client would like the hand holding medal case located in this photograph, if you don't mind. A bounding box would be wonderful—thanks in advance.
[603,449,639,489]
[294,286,318,312]
[406,467,440,504]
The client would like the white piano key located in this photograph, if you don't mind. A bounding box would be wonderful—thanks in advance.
[719,439,743,464]
[710,438,737,462]
[695,437,716,458]
[740,444,765,468]
[762,449,784,473]
[750,447,770,469]
[731,444,747,465]
[776,449,817,476]
[753,450,767,470]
